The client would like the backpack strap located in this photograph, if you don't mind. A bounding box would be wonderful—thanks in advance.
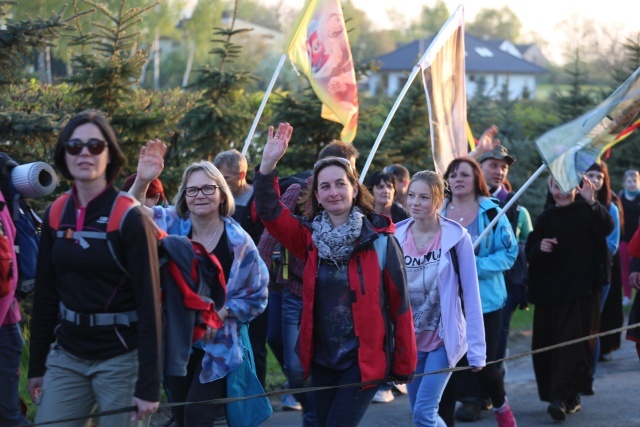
[49,192,72,231]
[450,246,464,315]
[50,192,139,274]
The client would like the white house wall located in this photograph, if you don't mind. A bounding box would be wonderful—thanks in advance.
[372,72,537,100]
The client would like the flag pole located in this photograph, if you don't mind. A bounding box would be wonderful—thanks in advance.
[473,163,547,249]
[359,65,422,183]
[241,53,287,156]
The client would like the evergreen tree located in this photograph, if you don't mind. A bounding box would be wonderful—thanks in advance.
[176,1,256,166]
[549,48,597,123]
[0,0,86,161]
[64,0,191,180]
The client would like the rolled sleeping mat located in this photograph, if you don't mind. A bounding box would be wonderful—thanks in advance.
[11,162,58,198]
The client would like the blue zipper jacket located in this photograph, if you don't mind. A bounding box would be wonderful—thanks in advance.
[442,197,517,313]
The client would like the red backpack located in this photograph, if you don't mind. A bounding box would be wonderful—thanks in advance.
[48,192,227,345]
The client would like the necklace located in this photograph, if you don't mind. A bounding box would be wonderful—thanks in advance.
[194,222,222,249]
[411,223,439,250]
[449,202,477,223]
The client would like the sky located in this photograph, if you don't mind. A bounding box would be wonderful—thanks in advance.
[260,0,639,63]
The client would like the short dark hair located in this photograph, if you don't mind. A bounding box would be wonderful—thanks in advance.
[54,110,125,183]
[443,157,490,198]
[365,171,397,194]
[383,164,410,181]
[318,140,359,161]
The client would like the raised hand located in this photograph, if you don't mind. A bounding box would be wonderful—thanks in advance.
[578,176,597,205]
[137,139,167,184]
[260,123,293,174]
[472,124,500,158]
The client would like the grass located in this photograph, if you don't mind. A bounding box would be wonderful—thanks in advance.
[509,305,534,332]
[265,345,287,393]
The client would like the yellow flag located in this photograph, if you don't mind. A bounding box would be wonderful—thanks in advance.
[286,0,358,143]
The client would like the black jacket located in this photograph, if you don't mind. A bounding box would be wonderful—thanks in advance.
[29,185,162,401]
[526,200,613,306]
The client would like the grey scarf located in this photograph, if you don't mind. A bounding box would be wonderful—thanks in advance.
[311,207,364,264]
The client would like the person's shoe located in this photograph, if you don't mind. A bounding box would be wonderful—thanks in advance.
[281,393,302,411]
[599,352,612,362]
[372,388,395,403]
[547,400,566,421]
[623,296,632,306]
[392,382,408,395]
[455,402,481,421]
[493,399,516,427]
[565,395,581,414]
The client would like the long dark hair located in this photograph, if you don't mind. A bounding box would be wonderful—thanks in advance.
[53,110,125,183]
[586,162,612,208]
[300,157,374,219]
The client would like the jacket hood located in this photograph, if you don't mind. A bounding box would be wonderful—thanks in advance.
[395,214,467,253]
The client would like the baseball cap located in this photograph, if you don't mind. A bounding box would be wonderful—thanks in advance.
[477,146,516,165]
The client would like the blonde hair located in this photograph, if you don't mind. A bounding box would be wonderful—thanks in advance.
[173,161,235,219]
[409,171,445,209]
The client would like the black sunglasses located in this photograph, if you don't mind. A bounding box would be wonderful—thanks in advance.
[65,138,107,156]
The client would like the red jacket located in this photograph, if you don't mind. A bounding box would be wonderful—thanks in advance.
[254,169,416,383]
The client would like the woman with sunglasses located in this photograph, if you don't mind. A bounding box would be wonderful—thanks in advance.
[27,110,162,426]
[254,123,416,427]
[130,145,268,427]
[438,157,518,427]
[394,171,486,427]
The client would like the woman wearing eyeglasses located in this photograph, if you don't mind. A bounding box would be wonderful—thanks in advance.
[254,123,416,427]
[130,148,268,427]
[27,110,162,426]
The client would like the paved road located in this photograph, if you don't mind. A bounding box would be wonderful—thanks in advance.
[262,330,640,426]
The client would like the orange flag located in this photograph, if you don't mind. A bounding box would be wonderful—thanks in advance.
[286,0,358,143]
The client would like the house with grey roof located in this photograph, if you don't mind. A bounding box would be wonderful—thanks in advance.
[367,34,547,100]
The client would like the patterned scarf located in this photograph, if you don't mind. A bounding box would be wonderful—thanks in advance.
[312,207,364,263]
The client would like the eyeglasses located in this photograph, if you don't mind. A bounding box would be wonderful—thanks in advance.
[313,156,352,170]
[185,185,218,197]
[65,138,107,156]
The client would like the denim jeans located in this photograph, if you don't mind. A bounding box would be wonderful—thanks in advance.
[407,345,451,427]
[36,344,147,427]
[310,362,378,427]
[283,289,316,426]
[0,323,28,427]
[267,289,285,368]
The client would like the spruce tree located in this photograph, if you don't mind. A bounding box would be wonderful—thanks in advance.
[176,1,256,165]
[0,0,85,158]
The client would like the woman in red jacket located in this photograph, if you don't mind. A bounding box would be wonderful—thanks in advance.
[254,123,416,426]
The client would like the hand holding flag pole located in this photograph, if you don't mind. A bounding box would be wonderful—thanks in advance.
[473,66,640,249]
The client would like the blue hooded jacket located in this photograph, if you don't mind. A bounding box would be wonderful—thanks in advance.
[442,196,517,313]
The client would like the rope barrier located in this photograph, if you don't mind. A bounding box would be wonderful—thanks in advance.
[15,321,640,427]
